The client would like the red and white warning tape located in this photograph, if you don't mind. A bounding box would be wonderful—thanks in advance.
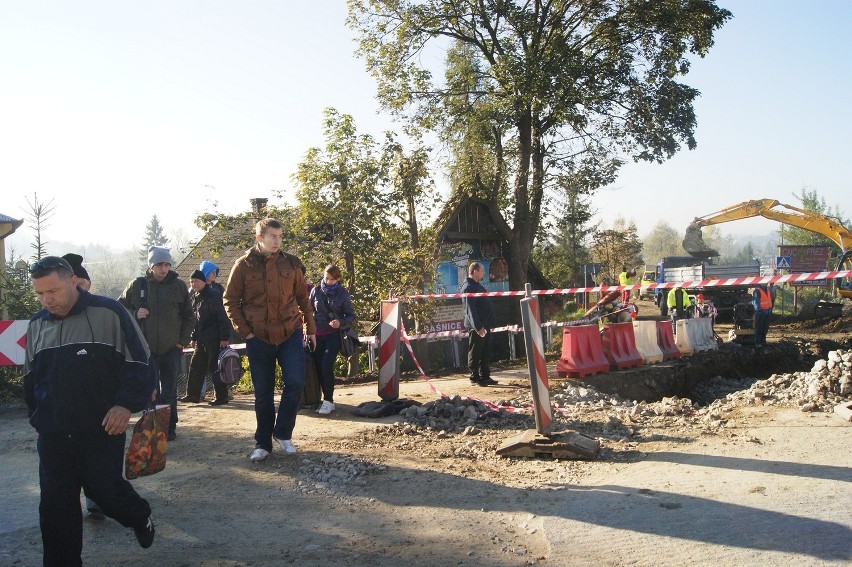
[402,269,852,300]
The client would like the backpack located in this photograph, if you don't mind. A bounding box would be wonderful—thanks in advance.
[216,347,244,385]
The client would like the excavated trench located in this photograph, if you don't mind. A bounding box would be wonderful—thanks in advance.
[574,337,850,405]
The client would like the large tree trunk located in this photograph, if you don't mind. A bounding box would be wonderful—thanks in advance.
[507,111,533,291]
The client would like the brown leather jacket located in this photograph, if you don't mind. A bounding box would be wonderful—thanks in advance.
[223,246,315,344]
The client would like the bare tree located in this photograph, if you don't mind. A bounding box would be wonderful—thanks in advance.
[23,193,56,261]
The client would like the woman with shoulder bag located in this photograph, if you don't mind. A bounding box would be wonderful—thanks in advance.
[309,265,356,415]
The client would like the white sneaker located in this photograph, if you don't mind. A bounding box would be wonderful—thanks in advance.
[316,401,335,415]
[250,448,269,462]
[275,438,297,454]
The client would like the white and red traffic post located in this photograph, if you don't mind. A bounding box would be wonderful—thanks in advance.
[519,285,553,435]
[378,300,401,401]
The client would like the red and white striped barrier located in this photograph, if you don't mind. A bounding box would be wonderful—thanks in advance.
[378,300,401,401]
[519,294,553,435]
[403,269,852,300]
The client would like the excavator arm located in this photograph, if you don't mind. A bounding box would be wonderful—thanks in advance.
[683,198,852,255]
[682,198,852,298]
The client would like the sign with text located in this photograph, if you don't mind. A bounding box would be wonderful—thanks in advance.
[778,245,830,286]
[425,304,465,333]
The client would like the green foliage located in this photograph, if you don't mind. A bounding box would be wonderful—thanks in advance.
[1,254,39,319]
[780,187,851,249]
[532,179,597,287]
[641,221,685,263]
[292,108,442,335]
[349,0,731,289]
[139,215,171,262]
[591,218,643,283]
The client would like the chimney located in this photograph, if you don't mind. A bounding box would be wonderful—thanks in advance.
[250,198,268,218]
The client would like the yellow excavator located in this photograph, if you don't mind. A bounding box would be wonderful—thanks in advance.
[682,198,852,299]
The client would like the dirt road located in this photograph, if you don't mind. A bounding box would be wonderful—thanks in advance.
[1,305,851,565]
[2,370,851,566]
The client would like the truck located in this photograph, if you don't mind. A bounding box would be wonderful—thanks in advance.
[638,265,658,301]
[653,256,760,318]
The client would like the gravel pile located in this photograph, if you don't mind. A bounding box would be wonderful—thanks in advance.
[296,453,386,494]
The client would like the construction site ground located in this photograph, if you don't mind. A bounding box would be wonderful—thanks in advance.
[1,300,850,566]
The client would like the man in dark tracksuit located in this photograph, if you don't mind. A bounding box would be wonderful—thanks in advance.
[24,256,156,566]
[182,269,232,404]
[461,261,497,386]
[119,246,194,440]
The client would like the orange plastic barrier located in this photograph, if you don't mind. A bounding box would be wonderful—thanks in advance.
[556,325,610,378]
[601,322,643,370]
[656,320,681,361]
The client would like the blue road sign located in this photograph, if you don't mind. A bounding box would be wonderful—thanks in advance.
[776,256,791,270]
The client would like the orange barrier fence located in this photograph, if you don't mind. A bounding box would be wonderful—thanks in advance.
[555,324,610,378]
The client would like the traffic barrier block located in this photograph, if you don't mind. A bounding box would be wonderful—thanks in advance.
[632,320,663,364]
[691,318,718,352]
[556,325,610,378]
[656,321,681,361]
[675,319,694,356]
[601,322,643,370]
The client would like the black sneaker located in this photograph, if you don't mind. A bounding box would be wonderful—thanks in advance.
[85,507,106,522]
[469,377,481,385]
[209,399,229,406]
[479,377,498,386]
[134,517,155,548]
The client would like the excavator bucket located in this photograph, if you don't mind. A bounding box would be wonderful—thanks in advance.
[683,223,719,258]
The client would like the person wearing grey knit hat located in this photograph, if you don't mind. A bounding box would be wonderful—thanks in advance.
[119,244,193,441]
[147,246,173,268]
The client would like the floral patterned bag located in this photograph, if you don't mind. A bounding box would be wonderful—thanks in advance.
[125,404,170,480]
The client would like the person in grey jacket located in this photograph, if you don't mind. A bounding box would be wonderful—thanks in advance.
[119,246,194,440]
[461,261,497,386]
[25,256,156,564]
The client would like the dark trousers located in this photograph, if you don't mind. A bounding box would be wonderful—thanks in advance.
[245,331,305,451]
[153,347,181,433]
[187,342,228,401]
[754,309,772,346]
[312,332,342,403]
[467,330,491,380]
[38,431,151,567]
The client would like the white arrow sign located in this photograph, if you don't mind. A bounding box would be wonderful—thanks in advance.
[0,320,29,366]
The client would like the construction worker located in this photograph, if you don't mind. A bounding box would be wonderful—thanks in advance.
[752,284,776,348]
[667,287,692,331]
[618,265,638,304]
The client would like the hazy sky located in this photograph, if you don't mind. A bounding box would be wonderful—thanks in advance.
[2,1,850,257]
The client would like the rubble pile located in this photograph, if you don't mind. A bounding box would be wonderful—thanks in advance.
[705,348,852,413]
[296,453,385,494]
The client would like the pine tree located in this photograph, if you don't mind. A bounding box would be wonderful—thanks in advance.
[139,215,170,262]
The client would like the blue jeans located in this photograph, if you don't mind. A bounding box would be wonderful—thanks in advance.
[153,347,181,432]
[246,331,305,451]
[312,332,342,403]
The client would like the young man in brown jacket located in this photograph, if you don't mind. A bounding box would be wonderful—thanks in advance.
[224,218,316,462]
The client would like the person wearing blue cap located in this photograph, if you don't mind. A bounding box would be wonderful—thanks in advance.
[199,261,224,294]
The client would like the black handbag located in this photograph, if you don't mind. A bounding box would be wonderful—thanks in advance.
[339,328,359,356]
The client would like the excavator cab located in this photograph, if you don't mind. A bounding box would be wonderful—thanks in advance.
[836,250,852,299]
